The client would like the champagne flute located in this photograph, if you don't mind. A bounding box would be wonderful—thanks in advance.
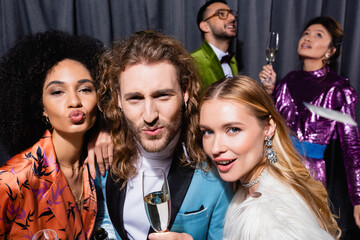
[32,229,59,240]
[265,32,279,65]
[264,32,279,84]
[142,167,171,233]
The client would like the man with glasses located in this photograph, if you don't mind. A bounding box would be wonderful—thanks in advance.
[192,0,238,90]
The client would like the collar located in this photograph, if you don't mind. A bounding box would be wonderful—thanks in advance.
[137,131,180,160]
[22,130,96,239]
[304,66,329,78]
[208,42,229,62]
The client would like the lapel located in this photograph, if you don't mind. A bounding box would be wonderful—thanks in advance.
[107,152,195,239]
[32,131,94,239]
[45,171,85,235]
[44,165,96,239]
[229,56,238,76]
[167,154,195,229]
[29,131,69,232]
[82,166,98,238]
[201,41,225,80]
[106,173,129,240]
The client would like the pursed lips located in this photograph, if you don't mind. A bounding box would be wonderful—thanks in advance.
[68,110,85,124]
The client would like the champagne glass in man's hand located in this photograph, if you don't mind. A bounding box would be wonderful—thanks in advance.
[142,167,171,233]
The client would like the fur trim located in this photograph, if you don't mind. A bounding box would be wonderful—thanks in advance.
[223,171,334,240]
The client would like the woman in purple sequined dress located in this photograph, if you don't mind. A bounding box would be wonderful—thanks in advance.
[259,16,360,239]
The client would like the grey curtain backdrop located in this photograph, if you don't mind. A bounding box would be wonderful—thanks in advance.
[0,0,359,122]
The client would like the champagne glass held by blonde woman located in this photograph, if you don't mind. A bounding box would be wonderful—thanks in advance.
[197,76,340,239]
[0,30,103,239]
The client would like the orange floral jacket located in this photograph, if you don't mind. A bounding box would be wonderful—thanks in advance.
[0,131,97,239]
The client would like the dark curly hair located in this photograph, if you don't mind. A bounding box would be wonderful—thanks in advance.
[0,30,104,157]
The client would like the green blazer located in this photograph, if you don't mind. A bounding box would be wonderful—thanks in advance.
[191,40,238,90]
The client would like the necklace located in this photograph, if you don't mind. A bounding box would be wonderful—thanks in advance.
[58,161,84,212]
[75,187,84,212]
[240,168,267,188]
[69,180,84,212]
[58,161,79,170]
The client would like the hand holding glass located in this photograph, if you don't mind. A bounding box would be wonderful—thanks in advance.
[142,167,171,233]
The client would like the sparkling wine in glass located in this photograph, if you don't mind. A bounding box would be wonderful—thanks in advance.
[265,32,279,65]
[142,167,171,233]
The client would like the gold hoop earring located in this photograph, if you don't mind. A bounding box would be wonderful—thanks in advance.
[42,115,52,129]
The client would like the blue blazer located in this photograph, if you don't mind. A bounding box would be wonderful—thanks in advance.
[95,156,233,240]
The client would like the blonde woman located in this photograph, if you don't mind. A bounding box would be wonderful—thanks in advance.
[196,75,340,239]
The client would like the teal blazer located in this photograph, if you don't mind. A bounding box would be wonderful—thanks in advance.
[191,40,238,90]
[95,158,233,240]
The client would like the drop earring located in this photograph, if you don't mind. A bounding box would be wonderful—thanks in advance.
[265,136,277,163]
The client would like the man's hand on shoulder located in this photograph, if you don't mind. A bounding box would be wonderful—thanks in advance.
[84,131,113,179]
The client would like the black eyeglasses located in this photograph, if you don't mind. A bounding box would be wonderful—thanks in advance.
[203,9,238,22]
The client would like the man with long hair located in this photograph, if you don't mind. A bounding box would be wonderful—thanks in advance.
[95,31,232,240]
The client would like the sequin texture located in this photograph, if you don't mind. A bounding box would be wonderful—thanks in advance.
[274,67,360,205]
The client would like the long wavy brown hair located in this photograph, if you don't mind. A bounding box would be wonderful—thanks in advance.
[98,31,205,186]
[191,75,341,239]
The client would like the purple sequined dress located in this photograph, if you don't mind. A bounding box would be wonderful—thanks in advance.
[274,67,360,206]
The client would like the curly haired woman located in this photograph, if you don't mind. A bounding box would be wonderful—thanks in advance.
[0,30,103,239]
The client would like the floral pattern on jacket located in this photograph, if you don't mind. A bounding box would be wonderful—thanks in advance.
[0,130,97,239]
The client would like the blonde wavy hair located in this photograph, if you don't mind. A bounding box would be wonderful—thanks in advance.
[192,75,341,238]
[97,31,204,186]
